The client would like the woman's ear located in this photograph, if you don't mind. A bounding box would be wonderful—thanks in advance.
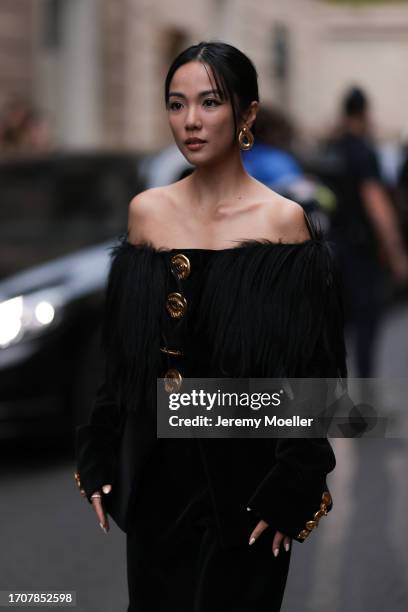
[243,101,259,131]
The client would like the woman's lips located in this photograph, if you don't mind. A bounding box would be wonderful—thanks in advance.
[185,141,206,150]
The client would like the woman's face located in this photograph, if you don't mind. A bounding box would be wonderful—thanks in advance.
[167,61,237,165]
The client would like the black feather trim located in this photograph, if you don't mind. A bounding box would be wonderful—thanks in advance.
[101,233,167,418]
[195,230,348,380]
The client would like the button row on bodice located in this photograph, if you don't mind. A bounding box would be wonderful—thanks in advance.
[162,253,191,393]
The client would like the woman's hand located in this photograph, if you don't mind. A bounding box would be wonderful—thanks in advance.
[90,484,112,534]
[248,519,291,556]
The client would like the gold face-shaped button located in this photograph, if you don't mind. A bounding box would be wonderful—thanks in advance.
[313,510,324,522]
[171,254,191,279]
[321,491,332,506]
[166,292,187,319]
[320,503,328,515]
[298,529,310,539]
[164,368,183,393]
[306,520,317,530]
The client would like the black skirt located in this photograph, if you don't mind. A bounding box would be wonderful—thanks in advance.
[126,438,292,612]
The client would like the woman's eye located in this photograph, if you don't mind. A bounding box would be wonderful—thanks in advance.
[169,102,182,111]
[204,99,220,107]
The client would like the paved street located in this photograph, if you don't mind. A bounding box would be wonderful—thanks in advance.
[0,439,128,612]
[1,302,407,612]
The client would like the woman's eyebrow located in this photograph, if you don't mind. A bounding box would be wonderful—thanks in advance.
[168,89,221,99]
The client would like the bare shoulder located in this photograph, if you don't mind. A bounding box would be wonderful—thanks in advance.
[128,186,168,220]
[127,187,170,244]
[248,178,311,243]
[267,194,312,243]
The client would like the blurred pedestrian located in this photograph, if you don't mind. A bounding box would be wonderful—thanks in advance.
[241,105,303,191]
[396,143,408,241]
[327,86,408,377]
[0,97,52,156]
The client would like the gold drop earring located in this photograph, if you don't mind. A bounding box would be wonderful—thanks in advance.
[238,125,254,150]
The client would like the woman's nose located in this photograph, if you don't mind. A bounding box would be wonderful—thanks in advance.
[185,105,201,129]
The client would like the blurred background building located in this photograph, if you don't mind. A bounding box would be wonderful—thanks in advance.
[1,0,408,151]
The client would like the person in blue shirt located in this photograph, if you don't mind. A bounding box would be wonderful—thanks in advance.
[242,106,303,192]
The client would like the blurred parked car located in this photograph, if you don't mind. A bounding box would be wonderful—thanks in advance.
[0,151,143,439]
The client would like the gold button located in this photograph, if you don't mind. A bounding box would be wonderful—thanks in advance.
[166,292,187,319]
[306,520,317,530]
[313,510,324,522]
[321,491,332,506]
[171,253,191,279]
[320,503,329,515]
[298,529,310,539]
[164,368,183,393]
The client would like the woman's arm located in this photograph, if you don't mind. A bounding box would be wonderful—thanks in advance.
[74,193,160,506]
[75,362,122,504]
[247,204,345,545]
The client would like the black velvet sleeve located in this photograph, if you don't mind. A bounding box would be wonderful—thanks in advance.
[246,437,335,542]
[75,363,123,504]
[74,241,124,505]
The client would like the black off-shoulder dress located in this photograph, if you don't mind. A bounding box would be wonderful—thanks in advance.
[75,211,347,611]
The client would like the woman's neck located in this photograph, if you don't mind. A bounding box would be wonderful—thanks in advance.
[186,149,253,213]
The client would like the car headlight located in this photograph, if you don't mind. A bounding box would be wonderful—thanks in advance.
[0,287,68,348]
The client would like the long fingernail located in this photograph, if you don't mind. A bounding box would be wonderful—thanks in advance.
[249,537,256,545]
[99,522,108,534]
[284,542,290,552]
[102,485,111,494]
[273,548,279,557]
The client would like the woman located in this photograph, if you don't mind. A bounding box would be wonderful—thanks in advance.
[75,41,347,611]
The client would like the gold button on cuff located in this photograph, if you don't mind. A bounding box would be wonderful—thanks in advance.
[165,292,187,319]
[321,491,332,506]
[306,520,317,530]
[320,502,329,515]
[171,253,191,279]
[164,368,183,393]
